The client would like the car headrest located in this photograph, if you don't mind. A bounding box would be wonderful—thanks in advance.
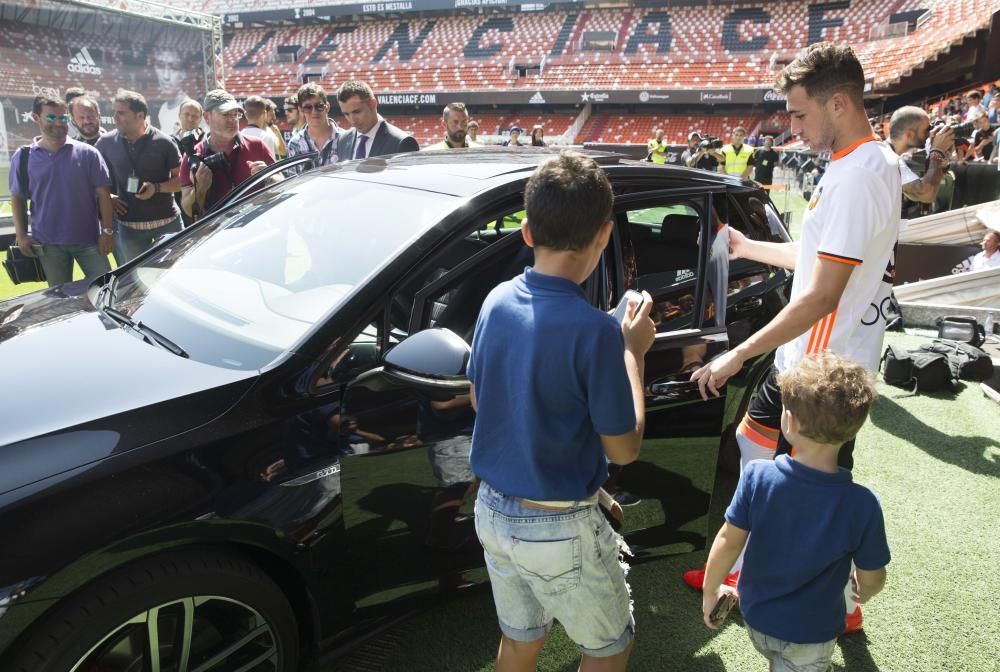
[660,214,700,246]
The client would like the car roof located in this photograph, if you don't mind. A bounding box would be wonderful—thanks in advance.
[309,146,745,197]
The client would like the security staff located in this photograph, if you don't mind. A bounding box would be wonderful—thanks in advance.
[720,126,755,178]
[647,128,667,164]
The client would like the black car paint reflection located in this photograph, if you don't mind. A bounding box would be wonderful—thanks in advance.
[0,149,791,669]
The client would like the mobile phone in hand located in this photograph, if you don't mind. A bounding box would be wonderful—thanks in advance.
[709,593,737,624]
[613,290,645,324]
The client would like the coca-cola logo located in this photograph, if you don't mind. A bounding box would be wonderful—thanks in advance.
[763,90,787,102]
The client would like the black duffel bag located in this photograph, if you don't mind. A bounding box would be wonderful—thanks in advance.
[880,345,958,396]
[919,339,994,382]
[2,245,46,285]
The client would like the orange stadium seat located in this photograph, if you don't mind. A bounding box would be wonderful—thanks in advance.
[392,113,576,147]
[583,113,765,145]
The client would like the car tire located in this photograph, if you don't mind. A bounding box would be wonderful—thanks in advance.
[11,550,300,672]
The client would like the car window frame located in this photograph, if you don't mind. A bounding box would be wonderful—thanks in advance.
[410,228,526,334]
[612,189,723,331]
[207,151,319,215]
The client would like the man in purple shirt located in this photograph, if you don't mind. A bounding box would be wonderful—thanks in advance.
[9,94,115,287]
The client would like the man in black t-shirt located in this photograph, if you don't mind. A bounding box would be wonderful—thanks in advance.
[96,89,183,263]
[754,136,780,186]
[970,112,995,162]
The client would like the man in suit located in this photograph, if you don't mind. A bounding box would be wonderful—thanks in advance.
[336,80,419,160]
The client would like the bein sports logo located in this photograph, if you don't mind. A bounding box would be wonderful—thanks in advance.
[67,48,102,76]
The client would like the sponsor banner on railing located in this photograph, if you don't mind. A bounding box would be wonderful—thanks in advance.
[374,89,784,107]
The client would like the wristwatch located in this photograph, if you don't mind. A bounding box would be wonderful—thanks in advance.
[101,228,114,236]
[154,182,161,194]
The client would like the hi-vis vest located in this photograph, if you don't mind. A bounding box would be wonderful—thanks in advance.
[647,138,667,164]
[722,143,754,176]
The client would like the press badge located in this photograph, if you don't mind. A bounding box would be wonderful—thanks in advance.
[127,175,140,193]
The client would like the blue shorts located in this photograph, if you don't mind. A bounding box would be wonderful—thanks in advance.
[474,482,634,657]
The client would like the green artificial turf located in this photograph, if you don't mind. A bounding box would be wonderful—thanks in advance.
[347,330,1000,672]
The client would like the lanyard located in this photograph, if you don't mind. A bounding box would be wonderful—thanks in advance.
[121,129,152,178]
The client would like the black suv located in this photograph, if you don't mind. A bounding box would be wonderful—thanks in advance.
[0,149,790,671]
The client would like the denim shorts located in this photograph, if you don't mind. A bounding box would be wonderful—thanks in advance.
[474,482,634,657]
[747,625,836,672]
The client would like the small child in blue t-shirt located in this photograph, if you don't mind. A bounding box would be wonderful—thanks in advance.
[467,151,655,672]
[702,351,890,671]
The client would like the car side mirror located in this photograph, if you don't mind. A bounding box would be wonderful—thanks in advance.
[349,328,471,400]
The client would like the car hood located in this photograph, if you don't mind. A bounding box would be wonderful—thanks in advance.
[0,284,258,456]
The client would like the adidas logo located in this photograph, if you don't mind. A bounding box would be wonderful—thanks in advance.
[67,47,102,75]
[529,91,546,104]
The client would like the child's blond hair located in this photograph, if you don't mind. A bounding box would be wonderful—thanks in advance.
[777,351,878,446]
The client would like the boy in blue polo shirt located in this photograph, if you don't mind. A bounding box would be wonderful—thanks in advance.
[702,351,890,671]
[468,151,655,672]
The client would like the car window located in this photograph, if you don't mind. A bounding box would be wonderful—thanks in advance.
[391,209,532,343]
[723,193,786,305]
[319,322,383,388]
[106,175,456,371]
[621,202,718,333]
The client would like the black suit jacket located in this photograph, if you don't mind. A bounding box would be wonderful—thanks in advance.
[337,120,419,160]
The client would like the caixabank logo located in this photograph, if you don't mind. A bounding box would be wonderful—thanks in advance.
[67,47,102,75]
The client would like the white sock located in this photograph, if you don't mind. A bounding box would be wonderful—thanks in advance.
[737,419,778,470]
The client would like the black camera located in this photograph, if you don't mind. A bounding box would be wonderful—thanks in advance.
[176,129,203,159]
[189,151,227,173]
[934,120,975,139]
[700,136,723,150]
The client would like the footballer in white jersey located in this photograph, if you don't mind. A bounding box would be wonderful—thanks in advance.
[776,136,902,373]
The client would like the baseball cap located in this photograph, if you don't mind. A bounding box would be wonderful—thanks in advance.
[203,89,243,114]
[689,131,702,139]
[509,126,523,134]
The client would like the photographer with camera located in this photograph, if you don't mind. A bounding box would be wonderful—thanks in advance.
[172,99,205,150]
[682,132,725,171]
[179,90,275,221]
[172,99,205,226]
[886,106,954,204]
[96,89,183,263]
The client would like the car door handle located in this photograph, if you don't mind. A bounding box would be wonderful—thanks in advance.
[649,380,703,401]
[732,296,764,313]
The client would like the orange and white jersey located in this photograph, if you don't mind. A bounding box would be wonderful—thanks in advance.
[776,137,901,373]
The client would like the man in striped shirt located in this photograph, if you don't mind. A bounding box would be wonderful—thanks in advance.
[685,43,901,636]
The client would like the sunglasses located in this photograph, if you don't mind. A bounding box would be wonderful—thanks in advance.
[284,107,297,112]
[43,113,71,123]
[301,102,327,112]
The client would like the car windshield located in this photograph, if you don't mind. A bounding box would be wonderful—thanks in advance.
[105,173,456,371]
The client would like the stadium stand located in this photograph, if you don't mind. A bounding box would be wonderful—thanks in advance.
[391,112,576,146]
[2,0,995,100]
[589,113,764,145]
[213,0,997,96]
